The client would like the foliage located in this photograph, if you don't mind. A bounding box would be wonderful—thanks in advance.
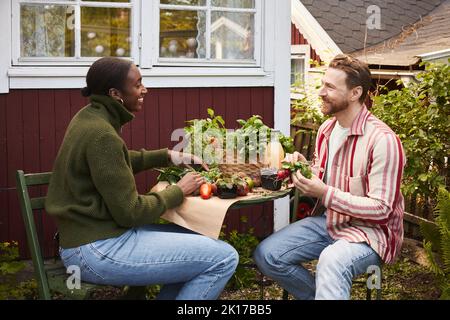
[185,108,227,164]
[372,61,449,205]
[281,161,312,179]
[220,216,260,290]
[291,74,329,129]
[155,166,190,185]
[184,108,294,165]
[0,241,37,300]
[421,188,450,299]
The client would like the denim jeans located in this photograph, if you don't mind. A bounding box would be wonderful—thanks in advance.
[60,224,238,300]
[253,215,381,300]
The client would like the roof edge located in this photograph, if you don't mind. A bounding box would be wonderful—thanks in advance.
[291,0,342,62]
[418,48,450,61]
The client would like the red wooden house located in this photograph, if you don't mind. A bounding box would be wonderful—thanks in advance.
[0,0,292,258]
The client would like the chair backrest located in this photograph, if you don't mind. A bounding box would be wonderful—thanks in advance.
[16,170,52,300]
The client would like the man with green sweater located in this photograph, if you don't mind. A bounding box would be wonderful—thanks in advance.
[46,57,238,300]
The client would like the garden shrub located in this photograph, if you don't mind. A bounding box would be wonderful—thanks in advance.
[421,188,450,300]
[372,61,450,216]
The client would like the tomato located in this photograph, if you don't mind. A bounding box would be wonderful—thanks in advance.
[277,169,290,180]
[236,183,249,196]
[200,183,212,199]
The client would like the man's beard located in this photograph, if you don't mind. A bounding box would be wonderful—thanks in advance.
[320,98,349,116]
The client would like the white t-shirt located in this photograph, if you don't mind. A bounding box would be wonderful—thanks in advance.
[325,121,350,184]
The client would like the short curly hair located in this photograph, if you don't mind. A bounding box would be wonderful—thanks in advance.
[329,54,372,103]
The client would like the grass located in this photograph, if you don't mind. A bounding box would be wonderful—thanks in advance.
[219,257,440,300]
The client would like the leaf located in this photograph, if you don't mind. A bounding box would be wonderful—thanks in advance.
[207,108,215,118]
[237,119,246,127]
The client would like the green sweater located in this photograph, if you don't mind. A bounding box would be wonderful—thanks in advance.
[45,95,184,248]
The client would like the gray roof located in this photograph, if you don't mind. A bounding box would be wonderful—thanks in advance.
[352,0,450,66]
[301,0,446,53]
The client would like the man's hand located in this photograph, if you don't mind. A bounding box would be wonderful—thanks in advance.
[284,151,307,164]
[292,170,327,199]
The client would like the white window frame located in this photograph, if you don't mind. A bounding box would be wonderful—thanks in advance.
[147,0,261,68]
[290,44,309,85]
[12,0,140,66]
[5,0,288,90]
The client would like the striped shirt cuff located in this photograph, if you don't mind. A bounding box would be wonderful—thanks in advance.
[321,186,334,208]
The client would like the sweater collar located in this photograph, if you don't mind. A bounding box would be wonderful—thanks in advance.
[89,95,134,130]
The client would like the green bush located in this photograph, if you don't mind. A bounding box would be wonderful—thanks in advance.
[421,188,450,299]
[372,61,450,211]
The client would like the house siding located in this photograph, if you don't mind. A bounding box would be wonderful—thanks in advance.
[0,87,275,258]
[291,23,323,65]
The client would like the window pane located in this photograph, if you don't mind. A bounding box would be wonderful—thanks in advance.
[160,0,206,6]
[211,0,255,8]
[81,7,131,57]
[20,4,75,57]
[211,12,254,60]
[291,58,305,85]
[160,10,205,59]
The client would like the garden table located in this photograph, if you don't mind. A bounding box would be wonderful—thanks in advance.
[229,188,293,210]
[154,182,297,239]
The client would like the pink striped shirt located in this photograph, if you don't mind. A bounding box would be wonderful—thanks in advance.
[311,107,405,264]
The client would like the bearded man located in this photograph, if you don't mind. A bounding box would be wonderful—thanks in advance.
[254,54,405,300]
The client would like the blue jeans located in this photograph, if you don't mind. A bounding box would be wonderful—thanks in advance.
[60,224,238,300]
[253,215,381,300]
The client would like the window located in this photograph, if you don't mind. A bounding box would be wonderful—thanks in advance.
[158,0,258,64]
[11,0,262,68]
[14,0,137,64]
[291,45,309,86]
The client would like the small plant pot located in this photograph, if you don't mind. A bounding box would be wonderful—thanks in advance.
[261,174,282,191]
[217,185,238,199]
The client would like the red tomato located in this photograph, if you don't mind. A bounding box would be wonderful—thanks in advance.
[277,169,290,180]
[200,183,212,199]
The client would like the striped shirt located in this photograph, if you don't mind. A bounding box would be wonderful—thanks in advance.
[311,107,405,264]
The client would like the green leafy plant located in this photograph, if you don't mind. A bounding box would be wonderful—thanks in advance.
[220,217,260,290]
[185,108,294,165]
[184,108,227,164]
[281,161,312,179]
[420,187,450,299]
[155,166,190,185]
[291,75,329,129]
[372,61,449,216]
[0,241,37,300]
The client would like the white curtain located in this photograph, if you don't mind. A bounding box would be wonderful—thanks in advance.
[22,5,67,57]
[196,0,254,60]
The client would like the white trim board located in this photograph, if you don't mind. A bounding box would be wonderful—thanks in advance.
[291,0,341,63]
[8,66,274,88]
[0,1,11,93]
[2,0,290,92]
[271,0,291,231]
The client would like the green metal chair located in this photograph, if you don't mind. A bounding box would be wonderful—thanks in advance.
[15,170,146,300]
